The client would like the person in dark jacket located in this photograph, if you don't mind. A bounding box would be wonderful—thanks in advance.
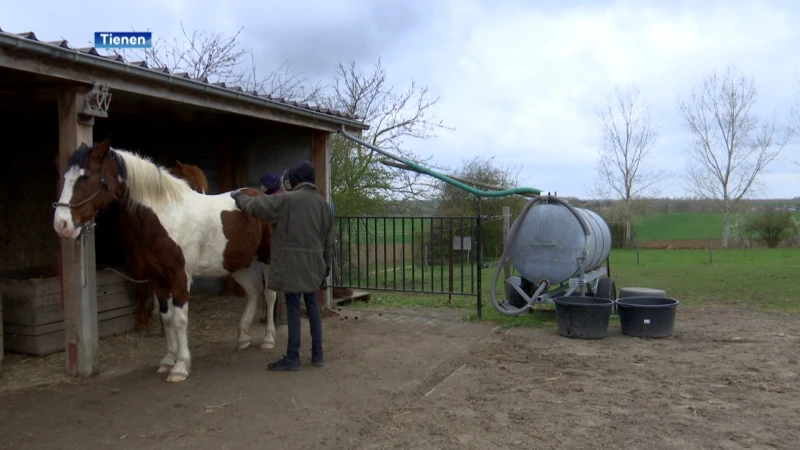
[231,160,334,371]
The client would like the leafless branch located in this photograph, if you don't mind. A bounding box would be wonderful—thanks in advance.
[678,66,793,247]
[110,24,322,102]
[327,59,454,211]
[593,82,670,247]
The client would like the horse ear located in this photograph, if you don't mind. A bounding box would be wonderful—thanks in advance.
[91,136,111,159]
[175,160,184,167]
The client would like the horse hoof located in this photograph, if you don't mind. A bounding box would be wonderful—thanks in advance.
[157,366,171,374]
[237,341,252,351]
[259,342,275,350]
[166,374,187,383]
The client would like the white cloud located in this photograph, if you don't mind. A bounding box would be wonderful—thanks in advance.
[383,0,800,198]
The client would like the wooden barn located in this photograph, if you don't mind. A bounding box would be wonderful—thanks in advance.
[0,28,368,376]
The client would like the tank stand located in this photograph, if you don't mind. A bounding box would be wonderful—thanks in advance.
[496,282,548,316]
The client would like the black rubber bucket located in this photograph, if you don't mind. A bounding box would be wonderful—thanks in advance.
[616,296,680,338]
[553,296,614,339]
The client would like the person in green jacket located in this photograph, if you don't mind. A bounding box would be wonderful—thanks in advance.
[231,160,334,371]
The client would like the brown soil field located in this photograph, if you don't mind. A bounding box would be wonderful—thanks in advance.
[1,295,798,449]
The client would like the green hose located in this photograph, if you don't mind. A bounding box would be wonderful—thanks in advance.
[401,160,542,197]
[338,126,542,198]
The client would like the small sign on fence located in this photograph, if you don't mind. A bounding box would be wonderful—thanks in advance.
[453,236,472,251]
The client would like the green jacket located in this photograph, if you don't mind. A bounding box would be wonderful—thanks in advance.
[235,183,334,294]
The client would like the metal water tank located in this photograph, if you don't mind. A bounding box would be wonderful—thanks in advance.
[507,203,611,285]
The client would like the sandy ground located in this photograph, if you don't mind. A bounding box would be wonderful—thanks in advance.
[1,296,799,449]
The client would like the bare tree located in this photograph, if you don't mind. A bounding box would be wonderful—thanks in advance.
[323,59,454,215]
[594,82,668,247]
[678,66,792,247]
[111,24,323,102]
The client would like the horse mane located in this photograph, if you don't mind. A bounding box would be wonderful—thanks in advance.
[113,149,194,213]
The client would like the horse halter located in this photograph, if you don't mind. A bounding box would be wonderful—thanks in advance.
[51,171,109,210]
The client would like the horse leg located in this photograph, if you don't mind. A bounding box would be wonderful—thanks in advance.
[136,282,150,337]
[260,263,277,350]
[231,263,263,351]
[154,291,178,374]
[166,272,192,383]
[151,292,165,337]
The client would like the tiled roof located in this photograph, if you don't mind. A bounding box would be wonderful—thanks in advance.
[0,28,363,123]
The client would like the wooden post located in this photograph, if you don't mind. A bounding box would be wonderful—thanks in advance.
[58,85,99,377]
[708,238,713,264]
[502,207,511,280]
[312,130,332,310]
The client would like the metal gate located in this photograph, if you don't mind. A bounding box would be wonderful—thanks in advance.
[331,215,483,313]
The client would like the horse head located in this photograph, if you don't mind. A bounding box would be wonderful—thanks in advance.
[169,160,209,194]
[53,137,125,239]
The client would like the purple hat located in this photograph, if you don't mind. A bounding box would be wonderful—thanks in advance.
[260,172,282,193]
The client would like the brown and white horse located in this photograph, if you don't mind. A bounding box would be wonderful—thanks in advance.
[138,161,277,337]
[53,138,276,383]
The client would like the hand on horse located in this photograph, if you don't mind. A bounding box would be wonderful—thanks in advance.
[230,188,248,207]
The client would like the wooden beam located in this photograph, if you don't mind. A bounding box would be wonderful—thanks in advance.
[311,130,330,198]
[311,130,332,309]
[57,85,99,377]
[0,50,365,134]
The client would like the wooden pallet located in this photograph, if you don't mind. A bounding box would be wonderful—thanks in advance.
[2,270,137,356]
[333,290,371,306]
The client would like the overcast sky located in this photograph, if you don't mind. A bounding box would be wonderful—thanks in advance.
[5,0,800,199]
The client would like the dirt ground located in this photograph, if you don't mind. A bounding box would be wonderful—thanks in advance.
[1,296,799,450]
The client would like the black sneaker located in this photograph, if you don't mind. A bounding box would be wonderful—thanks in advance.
[312,354,324,367]
[267,357,301,371]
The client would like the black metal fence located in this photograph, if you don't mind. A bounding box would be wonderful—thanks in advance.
[332,216,482,300]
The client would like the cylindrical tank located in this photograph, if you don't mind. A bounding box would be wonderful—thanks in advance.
[507,203,611,285]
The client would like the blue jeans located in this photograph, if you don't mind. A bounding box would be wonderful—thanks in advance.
[284,292,323,362]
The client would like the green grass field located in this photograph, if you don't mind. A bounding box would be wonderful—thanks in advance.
[635,212,800,241]
[343,248,800,329]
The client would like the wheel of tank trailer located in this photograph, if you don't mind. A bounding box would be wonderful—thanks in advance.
[508,288,528,309]
[595,277,617,300]
[505,276,528,309]
[595,277,617,314]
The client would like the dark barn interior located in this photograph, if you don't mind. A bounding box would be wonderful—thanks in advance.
[0,64,315,289]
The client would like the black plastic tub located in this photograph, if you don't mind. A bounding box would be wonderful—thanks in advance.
[553,296,614,339]
[616,296,680,338]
